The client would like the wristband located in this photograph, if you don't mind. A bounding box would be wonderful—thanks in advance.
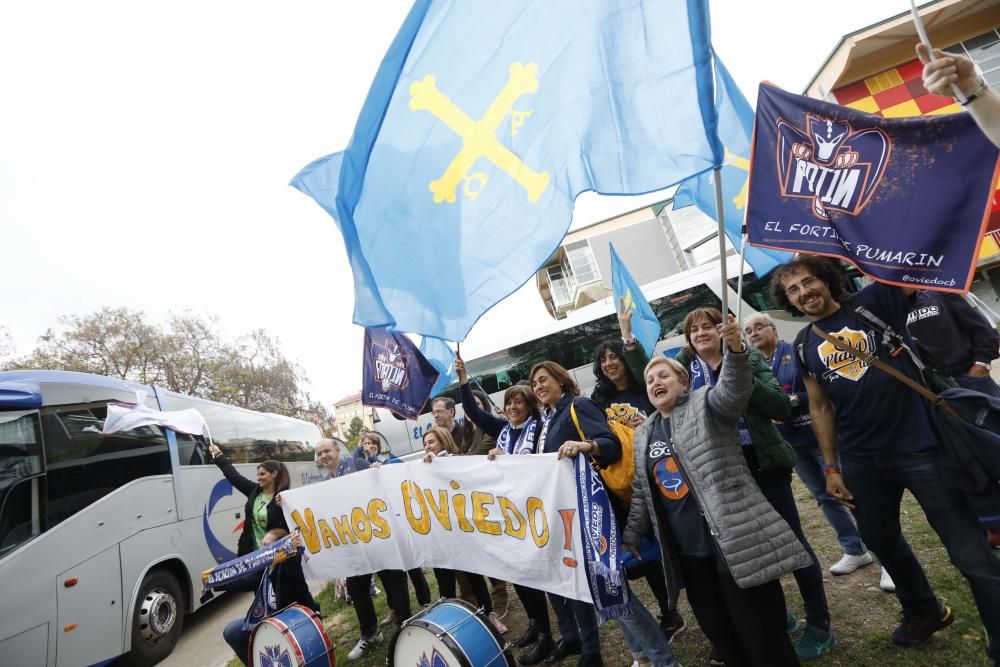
[960,78,989,107]
[823,463,841,476]
[622,335,637,348]
[975,360,991,370]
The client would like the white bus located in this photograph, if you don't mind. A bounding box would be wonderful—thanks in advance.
[368,258,809,457]
[0,370,340,667]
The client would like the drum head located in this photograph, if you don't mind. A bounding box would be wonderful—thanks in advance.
[250,604,335,667]
[387,598,513,667]
[251,621,297,667]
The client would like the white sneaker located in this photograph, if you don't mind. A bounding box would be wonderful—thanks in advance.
[829,551,874,575]
[880,566,896,592]
[347,631,383,660]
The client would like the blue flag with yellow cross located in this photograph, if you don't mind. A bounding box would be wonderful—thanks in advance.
[293,0,728,342]
[674,54,793,277]
[610,244,660,358]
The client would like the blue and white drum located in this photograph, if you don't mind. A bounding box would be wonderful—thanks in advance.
[250,604,335,667]
[388,598,514,667]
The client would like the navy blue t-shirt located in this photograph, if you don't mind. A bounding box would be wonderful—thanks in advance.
[796,282,938,457]
[600,387,654,427]
[647,416,714,557]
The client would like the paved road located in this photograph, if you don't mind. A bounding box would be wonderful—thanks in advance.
[154,591,252,667]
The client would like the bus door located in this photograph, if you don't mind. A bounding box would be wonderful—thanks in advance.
[0,408,49,666]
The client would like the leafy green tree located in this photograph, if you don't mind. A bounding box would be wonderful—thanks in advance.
[346,416,365,448]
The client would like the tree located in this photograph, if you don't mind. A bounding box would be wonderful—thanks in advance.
[3,307,326,422]
[0,325,13,361]
[346,416,365,448]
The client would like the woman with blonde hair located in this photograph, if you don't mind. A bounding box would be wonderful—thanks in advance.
[624,315,808,667]
[421,427,506,633]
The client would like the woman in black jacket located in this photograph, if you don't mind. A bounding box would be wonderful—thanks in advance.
[529,361,621,667]
[208,444,318,665]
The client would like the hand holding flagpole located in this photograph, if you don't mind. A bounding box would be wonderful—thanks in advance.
[909,0,966,102]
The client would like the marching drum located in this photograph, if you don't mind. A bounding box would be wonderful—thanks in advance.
[388,598,514,667]
[250,604,335,667]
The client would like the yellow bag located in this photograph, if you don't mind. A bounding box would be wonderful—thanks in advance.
[569,401,635,504]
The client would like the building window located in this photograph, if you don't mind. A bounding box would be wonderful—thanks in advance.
[946,29,1000,88]
[565,240,601,285]
[546,264,574,308]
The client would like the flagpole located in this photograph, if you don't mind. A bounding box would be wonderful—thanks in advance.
[457,341,501,411]
[714,167,730,317]
[909,0,966,102]
[736,229,749,327]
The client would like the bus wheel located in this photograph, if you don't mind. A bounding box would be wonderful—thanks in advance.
[122,569,185,666]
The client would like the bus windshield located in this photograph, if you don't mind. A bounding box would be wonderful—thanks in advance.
[0,411,43,556]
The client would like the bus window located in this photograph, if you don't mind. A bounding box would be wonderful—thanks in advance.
[0,411,43,556]
[175,432,209,466]
[41,404,170,529]
[160,395,243,461]
[727,273,779,313]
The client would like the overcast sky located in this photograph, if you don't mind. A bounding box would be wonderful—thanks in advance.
[0,0,914,404]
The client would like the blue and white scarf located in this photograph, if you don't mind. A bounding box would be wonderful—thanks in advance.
[496,417,539,455]
[689,355,752,446]
[574,455,631,621]
[200,534,301,628]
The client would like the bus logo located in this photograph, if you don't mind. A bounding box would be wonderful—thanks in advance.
[202,479,239,563]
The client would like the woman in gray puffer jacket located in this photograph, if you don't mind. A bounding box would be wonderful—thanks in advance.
[622,316,809,667]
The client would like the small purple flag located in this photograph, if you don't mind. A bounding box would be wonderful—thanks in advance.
[362,327,440,420]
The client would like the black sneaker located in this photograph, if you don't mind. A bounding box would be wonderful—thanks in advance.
[709,645,725,666]
[891,606,955,647]
[660,608,686,644]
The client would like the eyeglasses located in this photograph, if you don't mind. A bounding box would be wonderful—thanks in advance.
[744,323,774,334]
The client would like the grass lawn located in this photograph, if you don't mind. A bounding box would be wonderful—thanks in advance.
[230,478,995,666]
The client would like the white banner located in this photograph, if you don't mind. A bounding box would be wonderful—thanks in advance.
[280,454,592,602]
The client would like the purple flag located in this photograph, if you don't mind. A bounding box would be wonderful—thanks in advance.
[362,327,440,420]
[746,83,1000,292]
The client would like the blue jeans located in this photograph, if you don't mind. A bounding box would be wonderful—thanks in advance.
[842,450,1000,660]
[547,593,600,656]
[616,599,679,667]
[756,467,831,630]
[223,618,251,666]
[794,445,868,556]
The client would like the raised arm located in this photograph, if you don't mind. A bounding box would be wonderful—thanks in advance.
[706,316,753,422]
[458,382,506,438]
[209,445,258,497]
[918,44,1000,149]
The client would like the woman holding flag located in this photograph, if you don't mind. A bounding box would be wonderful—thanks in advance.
[673,308,834,661]
[623,316,806,667]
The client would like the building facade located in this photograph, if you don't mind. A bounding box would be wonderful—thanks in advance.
[535,200,735,318]
[332,392,374,438]
[806,0,1000,308]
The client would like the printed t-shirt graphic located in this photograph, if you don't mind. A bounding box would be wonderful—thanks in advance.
[651,439,689,501]
[797,282,939,456]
